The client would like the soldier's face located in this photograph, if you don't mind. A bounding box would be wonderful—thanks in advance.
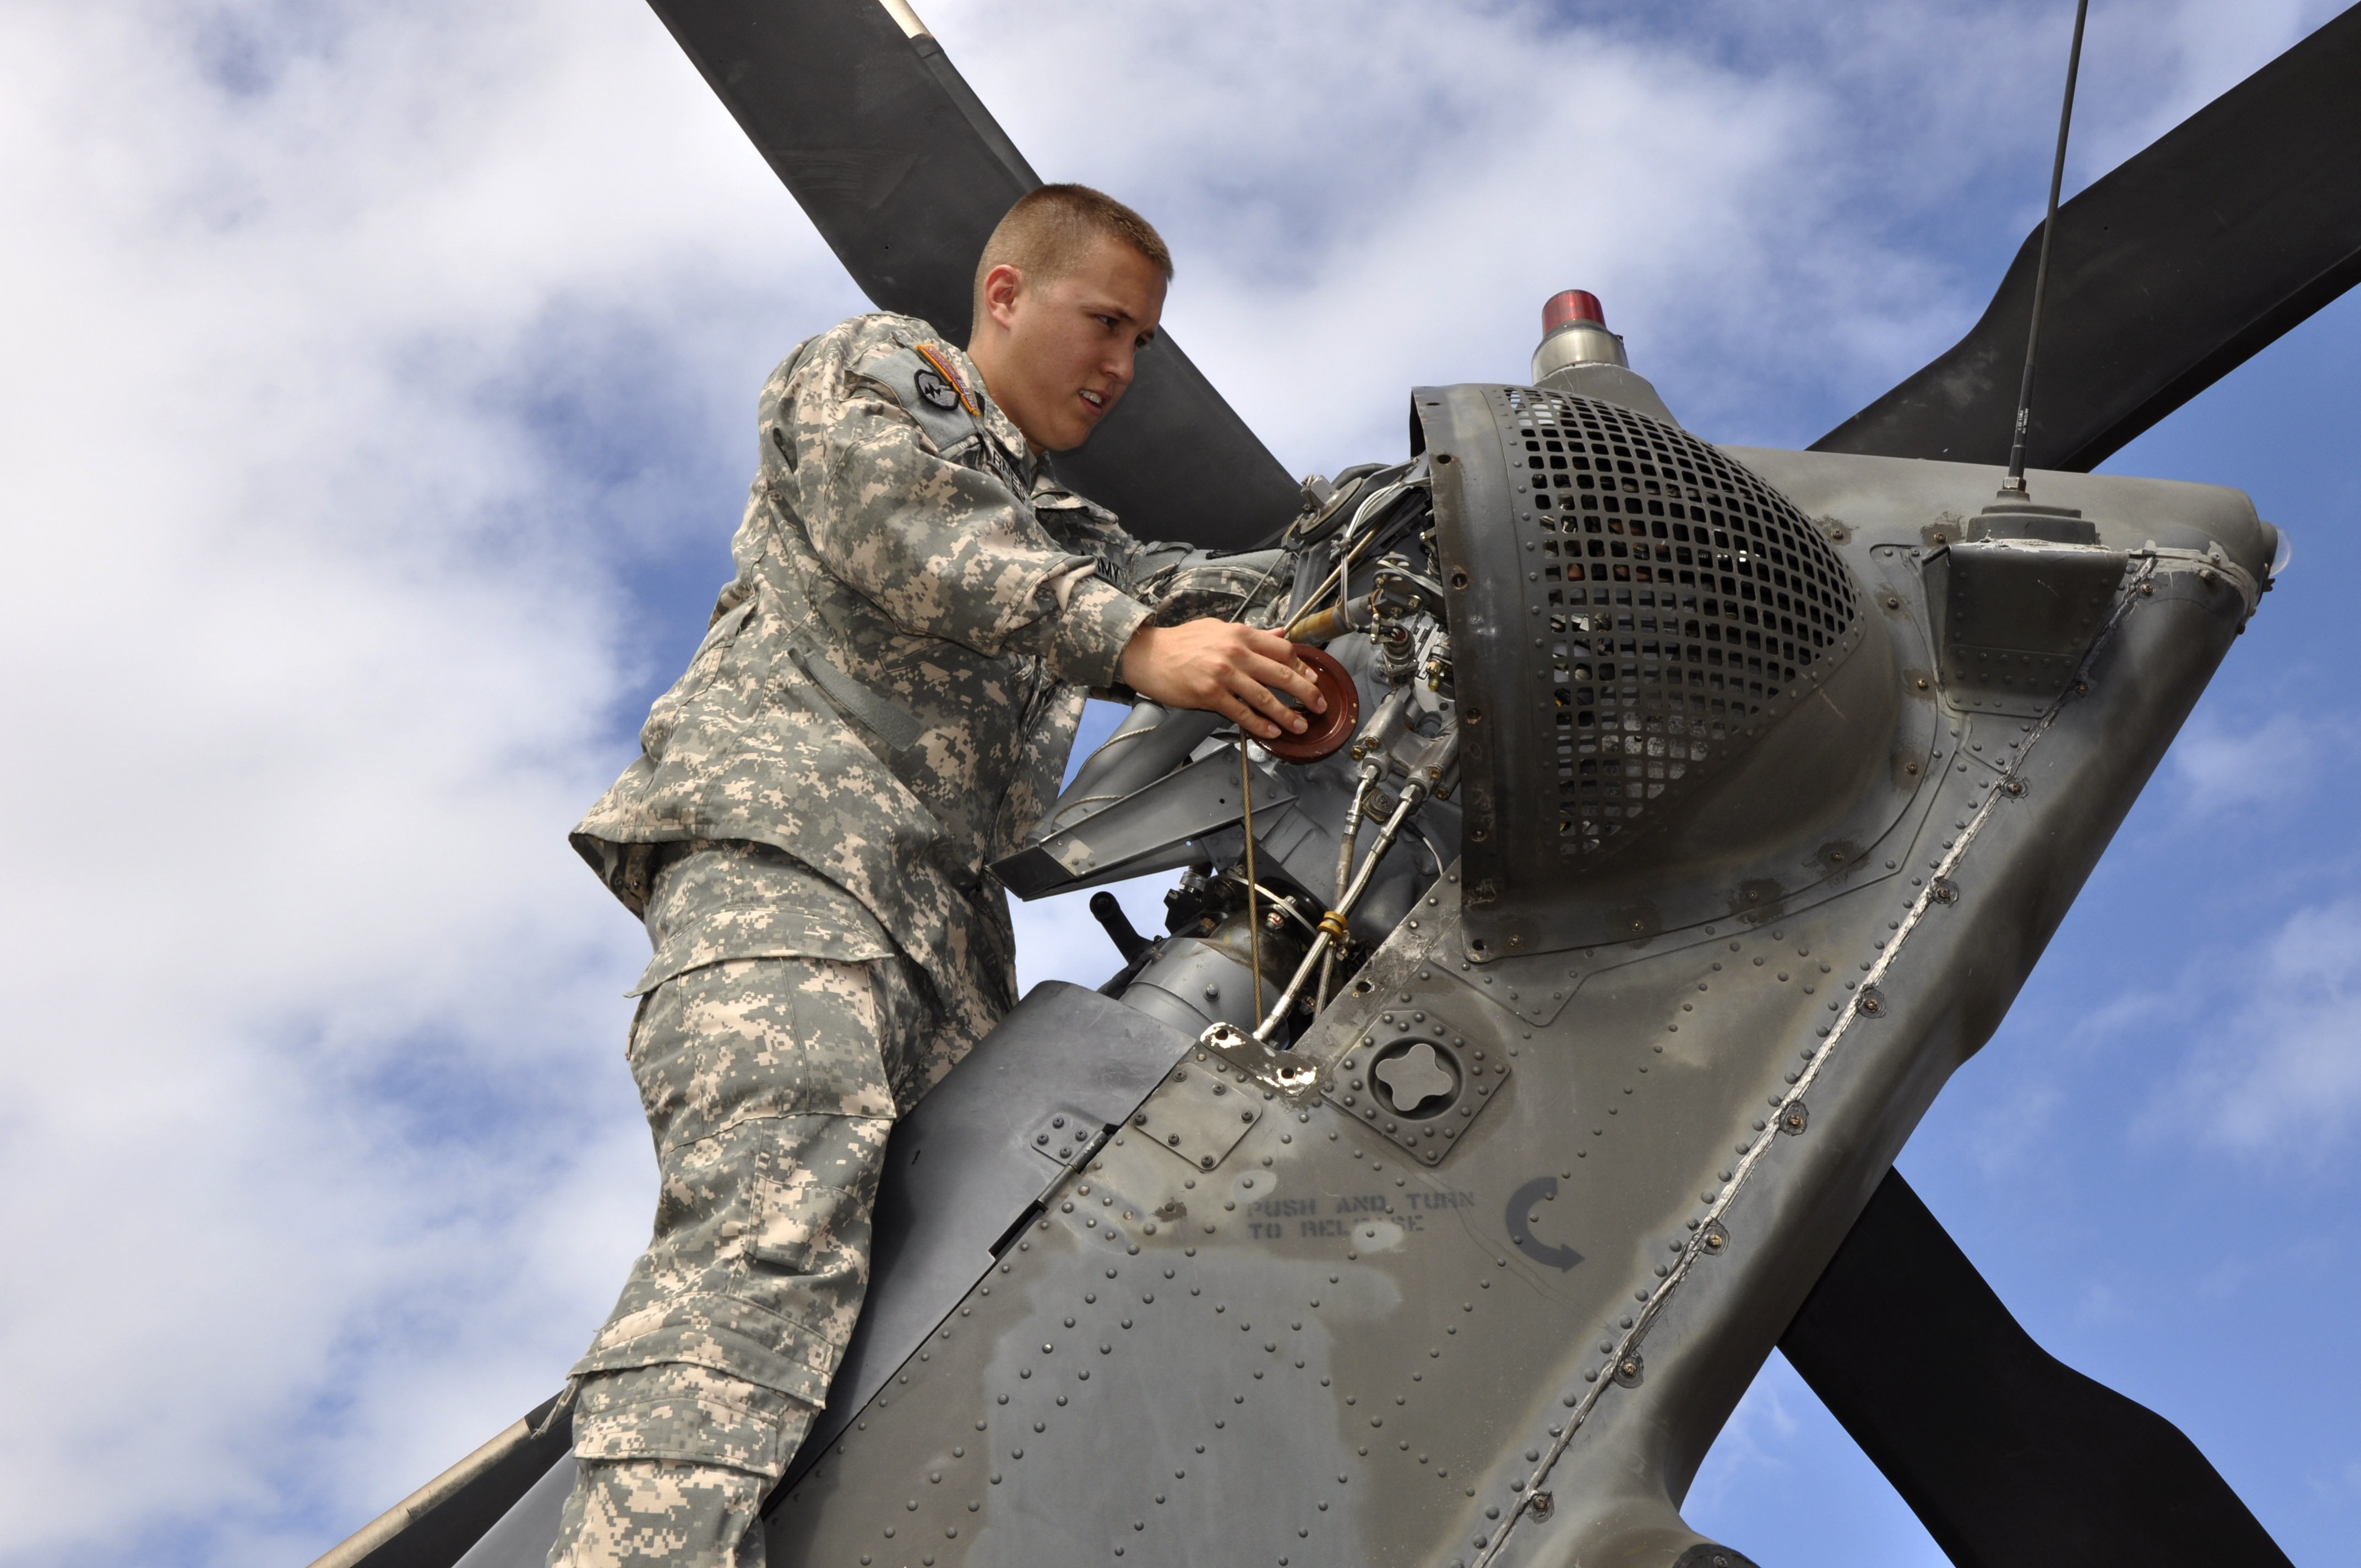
[978,238,1166,452]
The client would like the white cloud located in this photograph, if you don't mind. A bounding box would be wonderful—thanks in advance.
[2164,899,2361,1156]
[0,0,855,1558]
[2168,709,2352,818]
[0,0,2341,1562]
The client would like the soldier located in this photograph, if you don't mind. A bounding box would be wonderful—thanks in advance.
[547,184,1323,1566]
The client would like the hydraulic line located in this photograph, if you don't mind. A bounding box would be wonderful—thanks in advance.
[1239,743,1265,1023]
[1282,469,1425,641]
[1315,765,1380,1012]
[1253,729,1457,1043]
[1254,784,1425,1042]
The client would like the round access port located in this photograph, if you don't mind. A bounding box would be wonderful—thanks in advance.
[1263,644,1362,764]
[1368,1038,1461,1118]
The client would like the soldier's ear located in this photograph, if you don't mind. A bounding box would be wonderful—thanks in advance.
[980,262,1026,327]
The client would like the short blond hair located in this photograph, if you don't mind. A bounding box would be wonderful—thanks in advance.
[971,184,1173,327]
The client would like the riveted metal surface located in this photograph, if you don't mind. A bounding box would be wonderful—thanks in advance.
[1200,1023,1326,1107]
[1322,1019,1510,1167]
[1134,1052,1274,1173]
[1026,1112,1096,1168]
[767,850,1984,1567]
[786,983,1198,1487]
[1927,539,2129,716]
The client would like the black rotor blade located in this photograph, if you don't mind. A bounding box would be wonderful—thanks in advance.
[1781,1171,2291,1568]
[644,0,1302,548]
[1815,3,2361,469]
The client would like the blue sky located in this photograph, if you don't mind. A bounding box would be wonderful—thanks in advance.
[1,2,2353,1565]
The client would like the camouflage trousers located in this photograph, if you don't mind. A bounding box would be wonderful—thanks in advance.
[551,951,940,1567]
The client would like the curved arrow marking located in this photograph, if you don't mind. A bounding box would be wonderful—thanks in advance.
[1505,1174,1583,1271]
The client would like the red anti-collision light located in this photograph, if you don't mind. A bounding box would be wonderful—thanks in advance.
[1542,290,1606,334]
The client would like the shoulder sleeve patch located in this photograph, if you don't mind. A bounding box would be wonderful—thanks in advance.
[858,344,982,456]
[913,342,980,414]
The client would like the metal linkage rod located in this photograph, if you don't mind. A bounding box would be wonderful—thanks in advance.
[1315,766,1381,1012]
[1240,744,1265,1022]
[1253,778,1430,1043]
[1280,465,1426,641]
[2001,0,2092,496]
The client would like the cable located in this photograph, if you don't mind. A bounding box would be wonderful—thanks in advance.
[2001,0,2091,496]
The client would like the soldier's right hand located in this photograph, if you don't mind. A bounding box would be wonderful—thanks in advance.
[1118,620,1326,741]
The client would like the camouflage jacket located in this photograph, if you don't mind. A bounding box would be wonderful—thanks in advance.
[574,313,1177,1048]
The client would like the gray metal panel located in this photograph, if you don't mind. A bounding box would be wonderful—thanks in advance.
[784,981,1200,1486]
[993,749,1296,901]
[309,1397,572,1568]
[379,985,1204,1568]
[1926,539,2128,717]
[1037,705,1224,839]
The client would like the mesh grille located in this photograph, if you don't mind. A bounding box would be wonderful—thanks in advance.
[1504,388,1862,859]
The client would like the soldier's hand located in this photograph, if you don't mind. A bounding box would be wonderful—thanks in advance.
[1119,620,1328,741]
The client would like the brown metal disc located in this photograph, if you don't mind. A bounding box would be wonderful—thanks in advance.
[1262,644,1362,764]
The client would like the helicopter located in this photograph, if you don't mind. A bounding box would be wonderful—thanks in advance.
[307,3,2361,1566]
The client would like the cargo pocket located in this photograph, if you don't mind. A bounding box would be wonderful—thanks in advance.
[750,1175,859,1273]
[747,1163,878,1352]
[570,1365,803,1473]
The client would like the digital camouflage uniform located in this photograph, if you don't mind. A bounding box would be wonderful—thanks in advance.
[552,313,1179,1567]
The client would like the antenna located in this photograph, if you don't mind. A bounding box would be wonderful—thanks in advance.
[2000,0,2092,497]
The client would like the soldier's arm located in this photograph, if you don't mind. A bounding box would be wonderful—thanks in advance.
[1118,619,1322,742]
[775,336,1320,735]
[785,356,1150,689]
